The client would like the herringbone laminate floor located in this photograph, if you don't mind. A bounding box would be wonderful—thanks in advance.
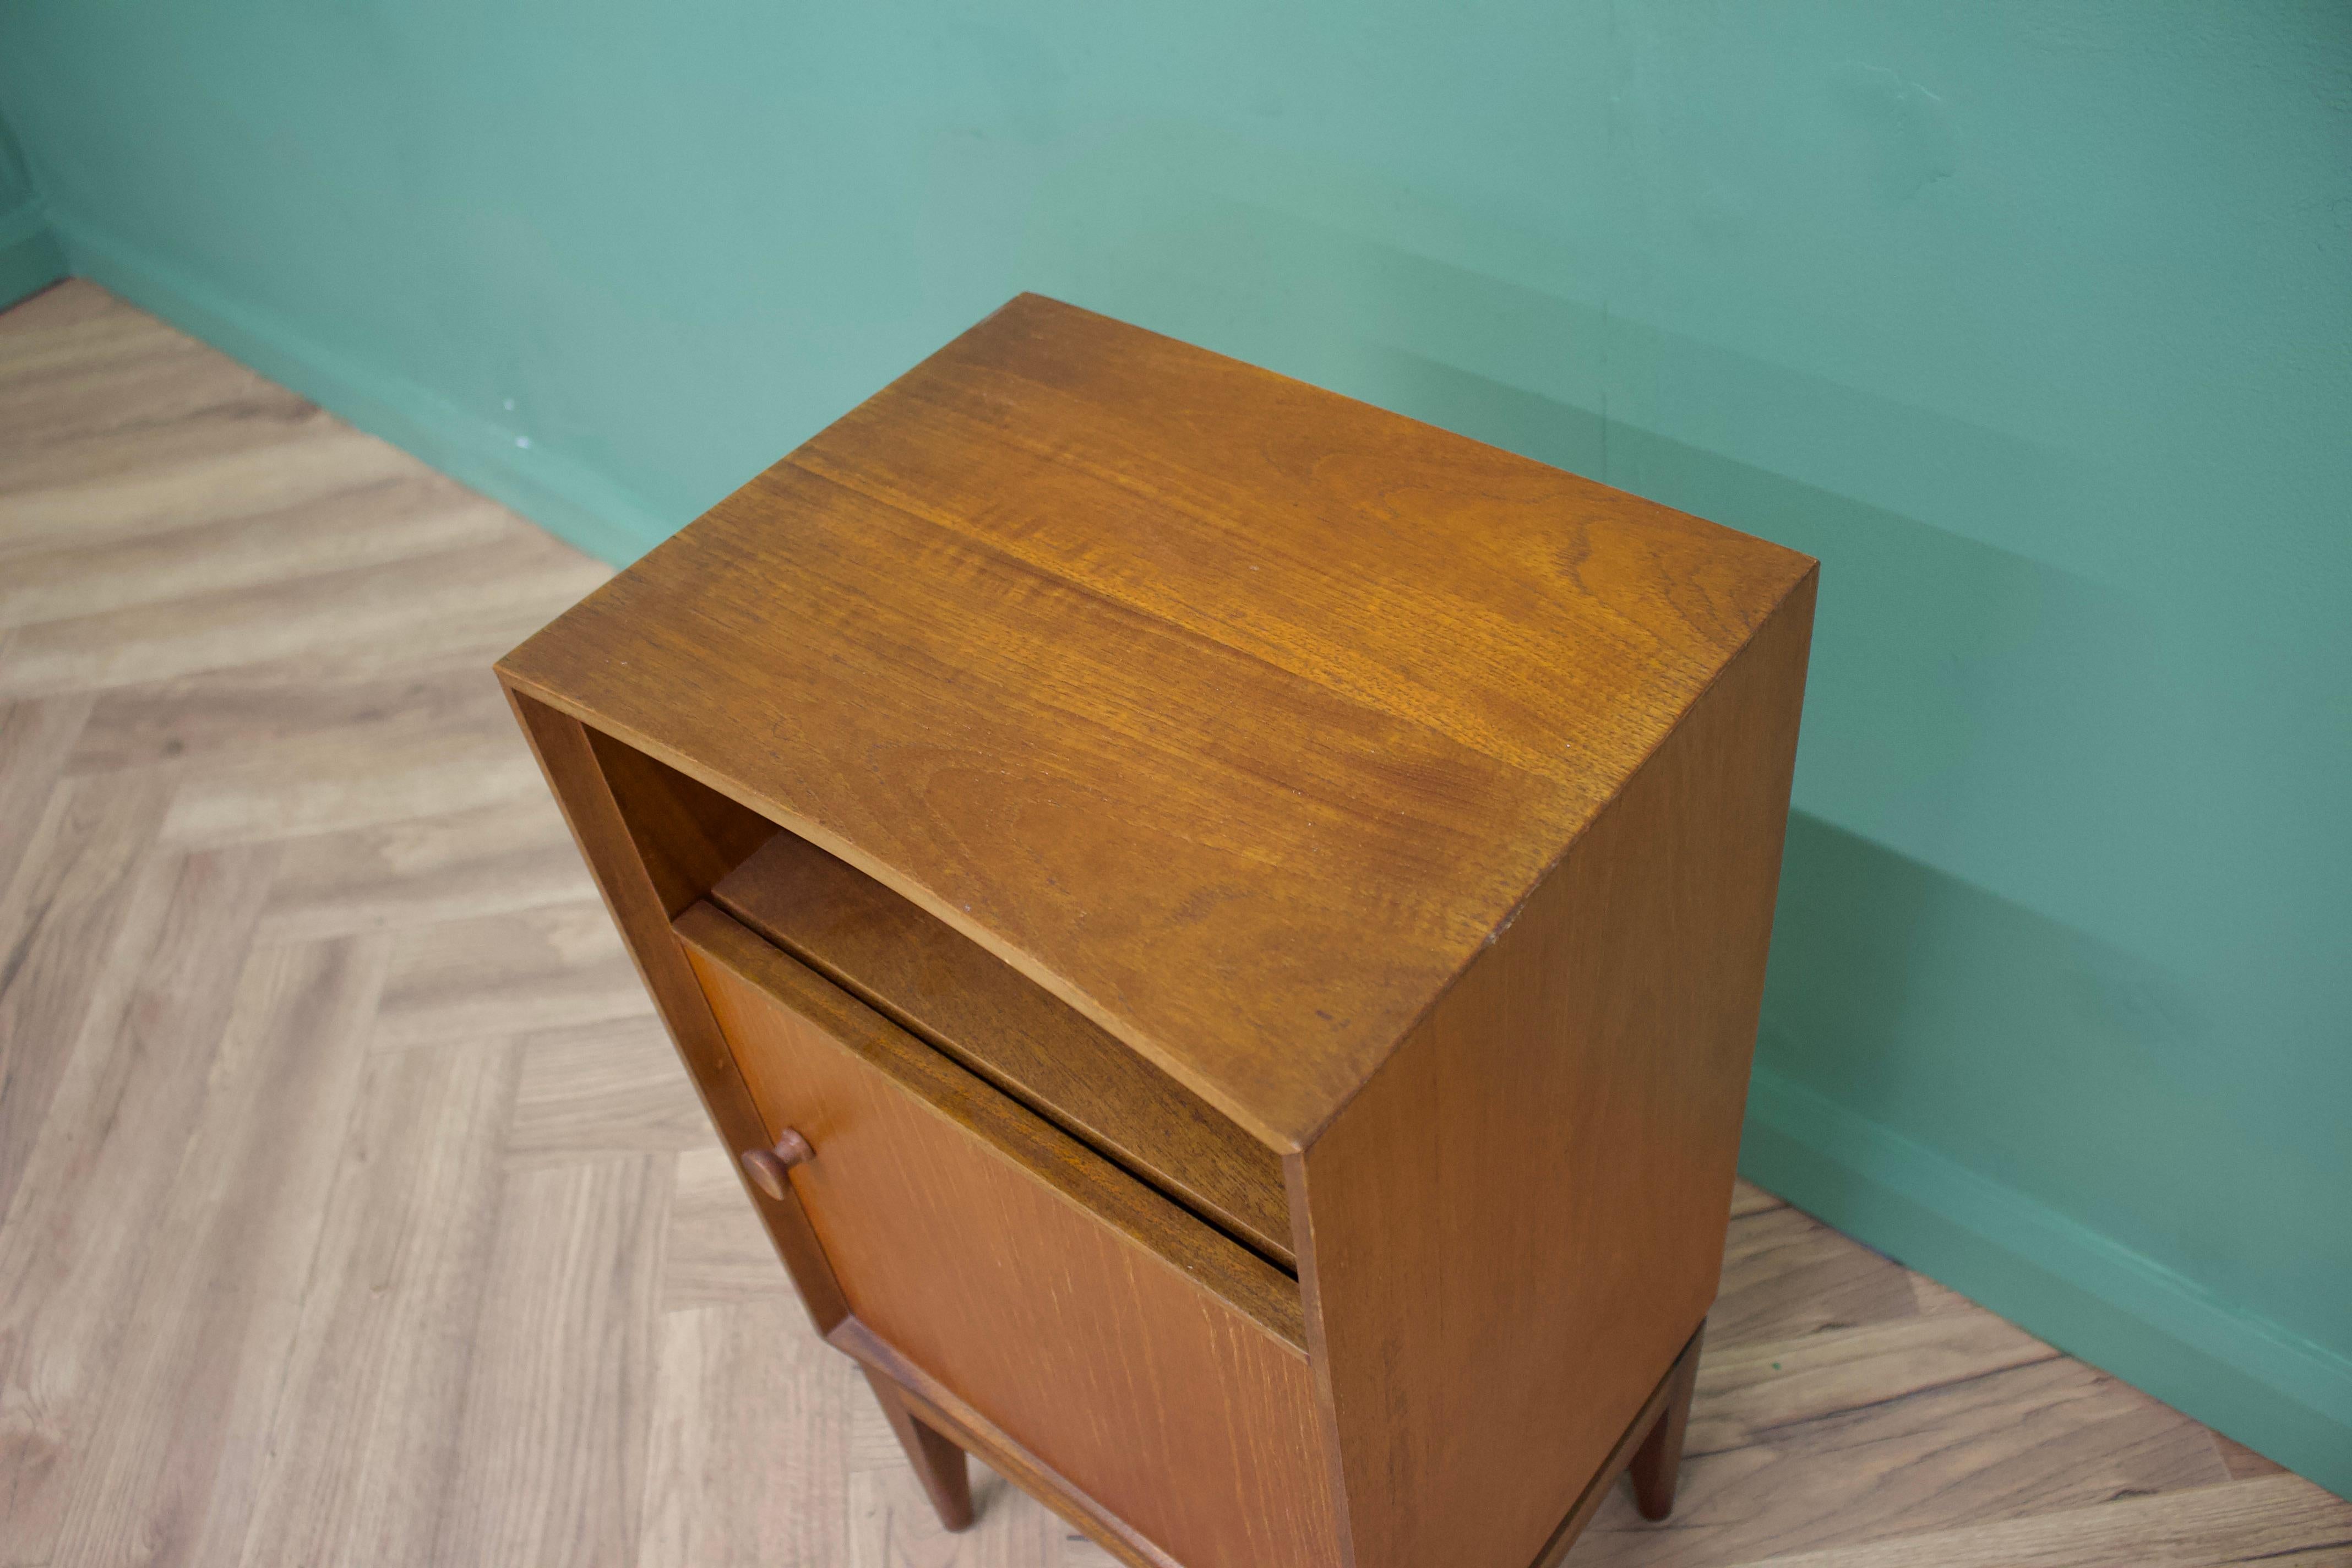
[1,279,2343,1567]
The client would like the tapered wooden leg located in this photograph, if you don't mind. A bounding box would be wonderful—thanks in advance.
[864,1366,976,1531]
[1629,1325,1703,1521]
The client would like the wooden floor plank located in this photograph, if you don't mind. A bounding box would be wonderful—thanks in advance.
[157,704,545,850]
[508,1014,714,1169]
[47,935,389,1568]
[1722,1473,2351,1568]
[0,420,405,546]
[1572,1356,2230,1566]
[1685,1310,2060,1455]
[0,324,194,403]
[257,791,592,941]
[0,843,277,1567]
[0,307,204,375]
[663,1145,792,1313]
[0,334,301,462]
[846,1456,1080,1568]
[0,471,513,628]
[372,899,655,1050]
[65,655,515,776]
[0,527,608,700]
[1708,1203,1923,1346]
[638,1299,851,1568]
[0,768,173,1219]
[1907,1269,1980,1317]
[232,1039,522,1568]
[0,277,2333,1568]
[2214,1432,2291,1481]
[433,1155,668,1566]
[0,292,190,389]
[0,693,94,891]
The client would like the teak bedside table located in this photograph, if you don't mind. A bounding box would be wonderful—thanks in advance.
[498,295,1817,1568]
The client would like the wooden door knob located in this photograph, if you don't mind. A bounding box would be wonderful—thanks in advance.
[741,1129,815,1200]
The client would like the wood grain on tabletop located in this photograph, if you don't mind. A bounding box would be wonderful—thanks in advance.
[497,292,1819,1151]
[2,279,2340,1567]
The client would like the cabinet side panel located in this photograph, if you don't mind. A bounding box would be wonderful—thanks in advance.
[500,684,849,1332]
[582,723,777,916]
[1296,572,1816,1568]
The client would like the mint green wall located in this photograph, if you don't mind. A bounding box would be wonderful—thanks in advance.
[3,0,2346,1490]
[0,107,66,307]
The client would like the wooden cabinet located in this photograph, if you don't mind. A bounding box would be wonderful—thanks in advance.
[497,295,1817,1568]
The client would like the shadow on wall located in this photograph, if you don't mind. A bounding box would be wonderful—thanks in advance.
[1765,810,2201,1192]
[1360,316,2343,1342]
[1026,168,2352,1488]
[1031,167,2138,890]
[1751,812,2352,1472]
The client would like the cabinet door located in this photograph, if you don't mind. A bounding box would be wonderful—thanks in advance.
[676,902,1340,1568]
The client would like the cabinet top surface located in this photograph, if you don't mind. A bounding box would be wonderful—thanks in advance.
[500,294,1815,1149]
